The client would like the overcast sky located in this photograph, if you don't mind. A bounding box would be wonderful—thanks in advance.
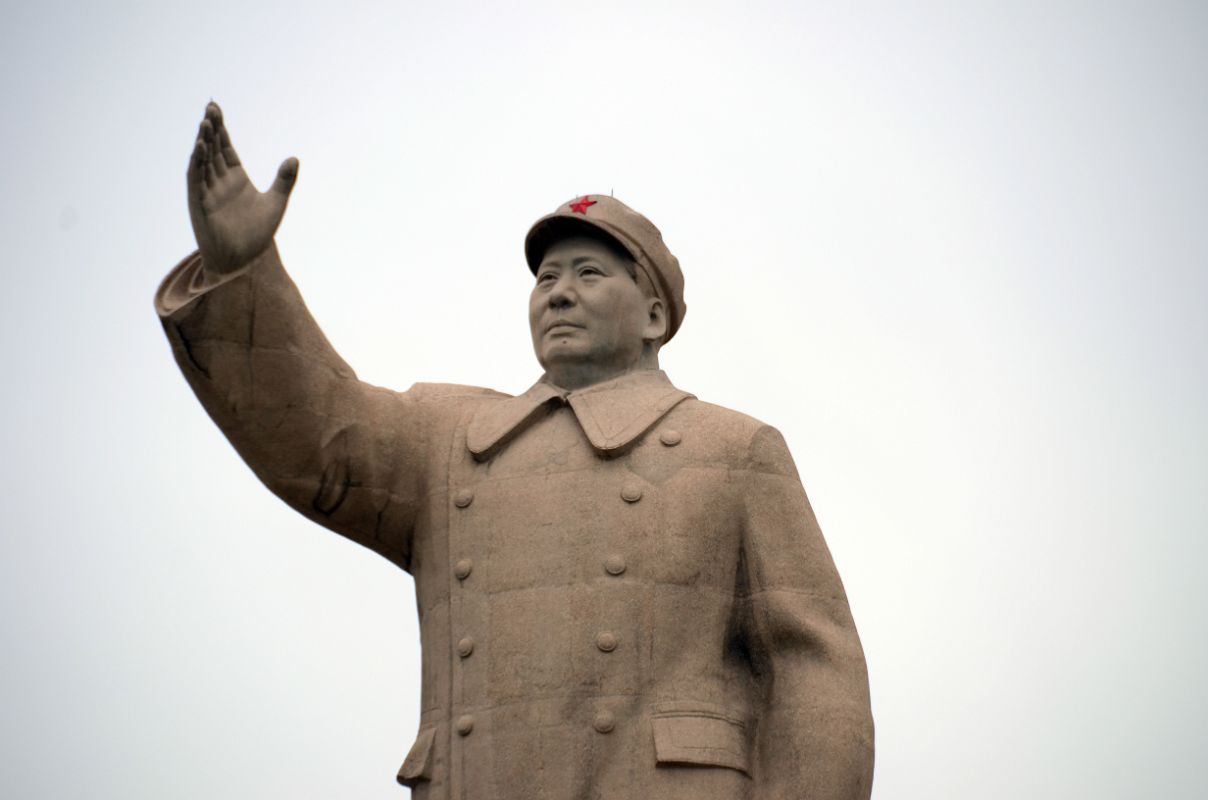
[1,1,1205,798]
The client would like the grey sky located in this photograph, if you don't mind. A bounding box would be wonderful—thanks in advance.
[1,1,1205,797]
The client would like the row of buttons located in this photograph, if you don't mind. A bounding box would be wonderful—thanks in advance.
[453,486,477,738]
[453,554,625,583]
[592,444,646,731]
[453,630,616,662]
[451,427,681,511]
[451,625,621,739]
[447,429,681,739]
[458,483,647,507]
[455,709,615,737]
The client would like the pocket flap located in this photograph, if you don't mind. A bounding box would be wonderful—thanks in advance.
[396,727,435,787]
[652,708,750,775]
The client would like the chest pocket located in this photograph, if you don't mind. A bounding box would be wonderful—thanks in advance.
[652,704,750,775]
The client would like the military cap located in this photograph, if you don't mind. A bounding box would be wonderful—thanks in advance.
[525,195,687,343]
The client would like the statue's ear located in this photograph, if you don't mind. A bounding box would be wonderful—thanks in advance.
[644,297,668,345]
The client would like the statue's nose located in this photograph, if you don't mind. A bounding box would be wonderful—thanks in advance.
[547,281,576,309]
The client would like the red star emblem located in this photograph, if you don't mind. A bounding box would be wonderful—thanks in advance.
[569,196,597,214]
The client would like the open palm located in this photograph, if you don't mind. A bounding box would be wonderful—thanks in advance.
[188,102,298,277]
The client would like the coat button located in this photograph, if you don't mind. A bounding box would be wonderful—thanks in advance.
[604,555,626,576]
[595,631,618,652]
[454,559,473,580]
[659,429,682,446]
[454,489,474,508]
[620,482,643,503]
[593,710,615,733]
[456,715,475,736]
[457,637,475,658]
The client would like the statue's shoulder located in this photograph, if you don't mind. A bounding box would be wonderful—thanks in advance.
[405,382,512,404]
[671,396,771,442]
[667,395,798,478]
[393,384,514,432]
[661,393,782,454]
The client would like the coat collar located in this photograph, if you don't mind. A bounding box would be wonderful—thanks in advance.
[466,370,694,460]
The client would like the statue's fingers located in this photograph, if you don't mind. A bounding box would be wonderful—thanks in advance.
[188,137,206,201]
[218,124,241,168]
[270,157,299,198]
[212,137,228,177]
[199,120,217,188]
[201,141,216,190]
[206,101,242,167]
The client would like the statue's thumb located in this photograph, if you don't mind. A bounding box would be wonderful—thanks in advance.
[271,157,299,198]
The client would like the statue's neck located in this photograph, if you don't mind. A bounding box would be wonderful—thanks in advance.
[544,350,661,392]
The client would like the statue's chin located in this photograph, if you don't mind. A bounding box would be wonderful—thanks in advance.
[536,337,593,370]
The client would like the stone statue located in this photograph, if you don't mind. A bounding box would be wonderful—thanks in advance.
[156,103,874,799]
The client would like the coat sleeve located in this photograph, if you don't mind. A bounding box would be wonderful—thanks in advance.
[739,424,874,799]
[155,244,431,570]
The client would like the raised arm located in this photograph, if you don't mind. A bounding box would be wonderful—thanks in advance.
[157,104,428,570]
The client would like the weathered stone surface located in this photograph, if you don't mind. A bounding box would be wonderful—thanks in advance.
[158,103,873,799]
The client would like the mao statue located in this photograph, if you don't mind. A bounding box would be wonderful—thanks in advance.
[156,103,874,799]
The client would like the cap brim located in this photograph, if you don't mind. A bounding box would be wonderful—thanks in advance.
[524,215,641,274]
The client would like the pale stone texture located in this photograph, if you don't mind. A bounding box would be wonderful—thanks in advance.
[161,104,873,798]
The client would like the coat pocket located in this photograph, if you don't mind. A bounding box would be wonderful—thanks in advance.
[396,727,436,787]
[652,703,750,775]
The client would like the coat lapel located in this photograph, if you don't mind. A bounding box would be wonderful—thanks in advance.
[466,381,564,460]
[567,372,694,453]
[467,370,694,460]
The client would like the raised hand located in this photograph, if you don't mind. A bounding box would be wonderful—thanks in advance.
[188,102,299,278]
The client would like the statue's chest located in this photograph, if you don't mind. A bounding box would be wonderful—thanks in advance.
[441,405,742,595]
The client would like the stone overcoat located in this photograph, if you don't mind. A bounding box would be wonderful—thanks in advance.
[156,245,874,800]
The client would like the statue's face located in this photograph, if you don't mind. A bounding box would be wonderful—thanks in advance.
[529,236,659,384]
